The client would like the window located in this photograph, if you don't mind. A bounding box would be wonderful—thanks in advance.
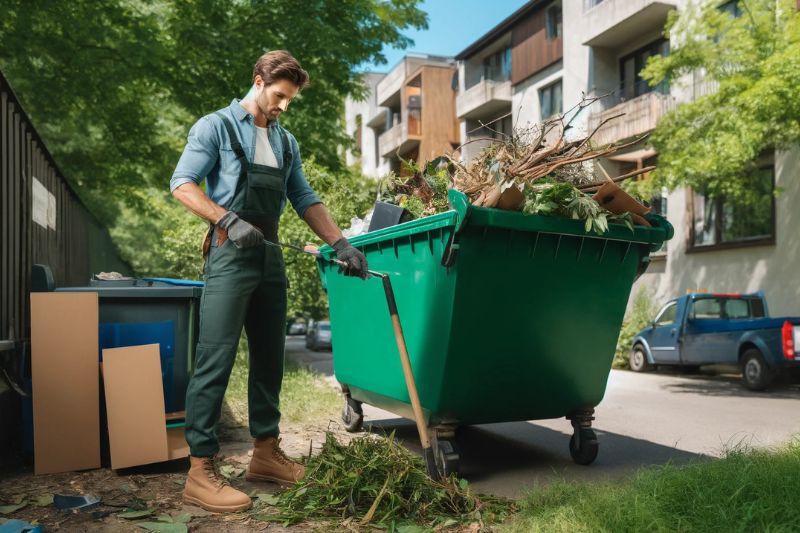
[406,75,422,136]
[690,160,775,249]
[691,298,722,320]
[482,47,512,82]
[539,80,562,119]
[546,2,562,40]
[725,299,750,319]
[655,302,677,326]
[354,114,362,155]
[471,114,513,140]
[620,38,670,100]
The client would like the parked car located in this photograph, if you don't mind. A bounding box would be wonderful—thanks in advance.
[306,320,332,351]
[288,321,307,336]
[631,292,800,390]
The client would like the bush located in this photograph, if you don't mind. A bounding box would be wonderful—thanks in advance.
[613,288,657,369]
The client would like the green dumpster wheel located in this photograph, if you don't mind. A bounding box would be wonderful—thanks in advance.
[569,428,599,466]
[341,394,364,433]
[434,439,460,478]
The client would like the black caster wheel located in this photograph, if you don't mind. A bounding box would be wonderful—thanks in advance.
[569,427,599,465]
[434,439,460,478]
[341,395,363,433]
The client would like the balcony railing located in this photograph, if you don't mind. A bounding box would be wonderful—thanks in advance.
[376,64,407,107]
[456,79,512,120]
[587,86,677,145]
[581,0,676,47]
[378,122,410,157]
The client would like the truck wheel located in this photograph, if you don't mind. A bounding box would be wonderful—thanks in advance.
[740,348,774,391]
[630,346,651,372]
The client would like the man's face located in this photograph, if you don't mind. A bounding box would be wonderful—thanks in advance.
[255,77,300,121]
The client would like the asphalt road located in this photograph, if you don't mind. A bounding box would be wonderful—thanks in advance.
[285,336,800,498]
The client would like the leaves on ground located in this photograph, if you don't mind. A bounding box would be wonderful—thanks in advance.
[258,432,514,529]
[118,508,156,519]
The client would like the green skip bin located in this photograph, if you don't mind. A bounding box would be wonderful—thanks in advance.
[317,189,673,476]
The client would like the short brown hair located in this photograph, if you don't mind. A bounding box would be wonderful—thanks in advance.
[253,50,310,89]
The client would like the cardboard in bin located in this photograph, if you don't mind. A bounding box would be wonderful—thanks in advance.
[102,344,170,469]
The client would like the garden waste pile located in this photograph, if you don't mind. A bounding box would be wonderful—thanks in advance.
[378,97,655,235]
[256,432,514,531]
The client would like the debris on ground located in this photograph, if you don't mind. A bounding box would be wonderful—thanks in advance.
[253,432,514,531]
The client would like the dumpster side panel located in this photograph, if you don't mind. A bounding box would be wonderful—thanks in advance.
[325,223,457,417]
[438,225,648,424]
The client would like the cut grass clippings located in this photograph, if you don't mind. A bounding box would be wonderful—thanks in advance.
[254,432,515,530]
[504,439,800,533]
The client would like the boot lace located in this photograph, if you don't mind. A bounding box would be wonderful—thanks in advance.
[272,439,293,466]
[201,456,230,488]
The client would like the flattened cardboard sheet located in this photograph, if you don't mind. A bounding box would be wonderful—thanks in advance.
[31,292,100,474]
[102,344,169,469]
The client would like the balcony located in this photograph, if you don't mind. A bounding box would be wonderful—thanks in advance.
[456,79,512,120]
[376,65,406,108]
[378,121,421,158]
[587,90,676,146]
[582,0,676,48]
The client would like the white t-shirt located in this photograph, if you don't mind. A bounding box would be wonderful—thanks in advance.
[254,126,279,168]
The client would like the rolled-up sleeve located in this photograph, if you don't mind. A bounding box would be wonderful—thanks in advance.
[170,116,219,192]
[285,134,322,218]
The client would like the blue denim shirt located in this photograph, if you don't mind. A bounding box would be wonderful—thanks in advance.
[170,99,322,218]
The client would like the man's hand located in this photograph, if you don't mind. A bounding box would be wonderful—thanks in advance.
[217,211,264,248]
[332,238,369,279]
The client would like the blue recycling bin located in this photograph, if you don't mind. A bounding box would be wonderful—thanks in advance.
[55,279,203,413]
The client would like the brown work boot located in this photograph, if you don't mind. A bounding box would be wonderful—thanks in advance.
[246,436,305,485]
[183,456,252,513]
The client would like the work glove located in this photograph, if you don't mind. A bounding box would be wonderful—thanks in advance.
[332,237,369,279]
[216,211,264,249]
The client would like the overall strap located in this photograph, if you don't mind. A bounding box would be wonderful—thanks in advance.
[214,111,248,179]
[277,126,293,174]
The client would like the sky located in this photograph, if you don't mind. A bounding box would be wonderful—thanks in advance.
[360,0,530,73]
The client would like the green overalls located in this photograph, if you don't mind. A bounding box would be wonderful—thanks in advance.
[185,112,292,457]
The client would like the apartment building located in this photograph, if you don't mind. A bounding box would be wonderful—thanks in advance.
[344,0,799,315]
[454,1,564,161]
[344,54,459,177]
[568,0,799,316]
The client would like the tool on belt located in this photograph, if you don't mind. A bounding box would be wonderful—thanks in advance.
[264,237,441,480]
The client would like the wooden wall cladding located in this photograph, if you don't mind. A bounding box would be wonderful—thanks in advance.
[511,6,563,85]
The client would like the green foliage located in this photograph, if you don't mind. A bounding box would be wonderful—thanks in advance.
[613,288,657,369]
[0,0,426,219]
[640,0,800,202]
[255,432,514,529]
[523,182,634,234]
[506,439,800,532]
[378,157,453,218]
[280,161,375,319]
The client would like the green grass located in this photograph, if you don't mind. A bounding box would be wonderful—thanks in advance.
[224,334,341,427]
[503,440,800,533]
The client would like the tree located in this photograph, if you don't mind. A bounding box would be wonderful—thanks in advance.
[640,0,800,202]
[0,0,426,219]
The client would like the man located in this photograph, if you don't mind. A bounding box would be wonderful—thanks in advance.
[170,50,368,513]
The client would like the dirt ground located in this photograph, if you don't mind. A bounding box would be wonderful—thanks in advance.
[0,405,357,532]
